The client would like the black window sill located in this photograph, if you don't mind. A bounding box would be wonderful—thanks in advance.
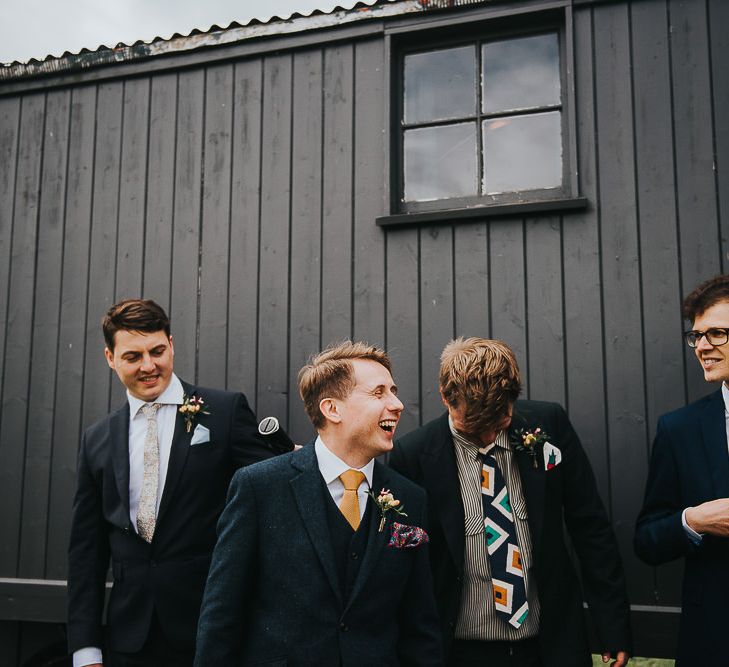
[376,196,589,228]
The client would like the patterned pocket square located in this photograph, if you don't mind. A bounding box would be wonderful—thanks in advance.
[388,521,429,549]
[190,423,210,446]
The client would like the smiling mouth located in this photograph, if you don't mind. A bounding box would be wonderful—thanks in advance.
[139,375,159,383]
[379,419,397,433]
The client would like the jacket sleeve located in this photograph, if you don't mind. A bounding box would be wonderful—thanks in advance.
[66,430,110,652]
[634,416,699,565]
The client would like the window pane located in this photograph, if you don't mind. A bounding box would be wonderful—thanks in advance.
[482,111,562,194]
[404,46,477,123]
[482,33,560,114]
[404,123,477,201]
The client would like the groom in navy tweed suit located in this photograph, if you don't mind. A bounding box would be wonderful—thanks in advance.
[195,341,443,666]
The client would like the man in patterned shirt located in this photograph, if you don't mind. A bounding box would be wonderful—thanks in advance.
[390,337,631,667]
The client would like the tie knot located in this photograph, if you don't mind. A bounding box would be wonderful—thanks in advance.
[339,469,365,491]
[141,403,161,418]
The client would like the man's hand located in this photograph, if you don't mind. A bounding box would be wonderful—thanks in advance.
[601,650,629,667]
[685,498,729,536]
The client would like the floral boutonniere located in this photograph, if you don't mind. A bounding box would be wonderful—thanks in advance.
[510,427,551,469]
[369,488,408,532]
[179,394,210,433]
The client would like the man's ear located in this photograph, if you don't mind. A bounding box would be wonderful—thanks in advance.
[168,334,174,356]
[440,390,449,409]
[319,398,342,425]
[104,347,115,370]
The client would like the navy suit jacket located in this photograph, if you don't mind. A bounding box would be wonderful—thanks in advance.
[195,443,443,667]
[67,380,276,654]
[390,400,632,667]
[635,388,729,665]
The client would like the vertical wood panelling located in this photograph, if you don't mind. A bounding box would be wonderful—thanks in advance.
[352,39,385,346]
[670,0,720,403]
[563,7,609,500]
[525,217,565,405]
[419,227,454,423]
[199,64,234,388]
[46,85,97,579]
[0,97,20,442]
[709,0,729,274]
[144,73,177,309]
[170,69,205,382]
[228,59,262,404]
[386,228,420,433]
[18,89,70,578]
[594,1,649,600]
[82,82,123,426]
[321,45,354,345]
[454,223,490,338]
[489,219,527,386]
[0,92,45,575]
[288,49,323,442]
[256,54,292,420]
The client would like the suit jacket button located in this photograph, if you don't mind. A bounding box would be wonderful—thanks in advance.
[339,623,348,632]
[150,560,157,568]
[351,552,358,560]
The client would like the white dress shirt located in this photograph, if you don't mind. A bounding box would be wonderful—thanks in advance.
[74,374,185,667]
[681,381,729,544]
[314,435,374,520]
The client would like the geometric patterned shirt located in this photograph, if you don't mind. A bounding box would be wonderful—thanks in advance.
[450,418,541,641]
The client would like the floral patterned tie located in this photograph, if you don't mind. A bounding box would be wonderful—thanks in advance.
[137,403,161,543]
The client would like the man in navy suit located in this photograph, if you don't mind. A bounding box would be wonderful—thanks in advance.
[66,299,284,667]
[636,274,729,665]
[195,341,443,666]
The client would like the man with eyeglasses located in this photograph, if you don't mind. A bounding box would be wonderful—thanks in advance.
[635,274,729,666]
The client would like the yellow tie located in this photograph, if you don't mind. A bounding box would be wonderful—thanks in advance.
[339,469,366,530]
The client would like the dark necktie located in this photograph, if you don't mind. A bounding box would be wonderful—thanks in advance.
[479,448,529,628]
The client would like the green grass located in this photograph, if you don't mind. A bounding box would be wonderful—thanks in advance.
[591,658,674,666]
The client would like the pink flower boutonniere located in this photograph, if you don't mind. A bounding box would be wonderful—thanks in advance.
[511,427,551,469]
[179,394,210,433]
[369,488,408,532]
[388,521,429,549]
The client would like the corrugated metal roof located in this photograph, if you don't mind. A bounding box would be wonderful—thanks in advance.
[0,0,490,81]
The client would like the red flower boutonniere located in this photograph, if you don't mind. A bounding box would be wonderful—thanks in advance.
[179,394,210,433]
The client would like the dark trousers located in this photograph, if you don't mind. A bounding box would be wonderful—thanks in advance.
[450,638,541,667]
[108,615,194,667]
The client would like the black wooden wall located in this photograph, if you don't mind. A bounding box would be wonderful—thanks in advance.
[0,0,726,658]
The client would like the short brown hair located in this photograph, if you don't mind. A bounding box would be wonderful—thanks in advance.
[298,341,392,429]
[439,337,521,435]
[682,274,729,322]
[102,299,170,350]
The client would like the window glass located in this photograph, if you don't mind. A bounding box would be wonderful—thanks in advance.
[404,123,478,201]
[482,111,562,194]
[404,46,477,123]
[482,34,560,114]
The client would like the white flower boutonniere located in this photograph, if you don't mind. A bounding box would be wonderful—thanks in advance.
[369,488,408,532]
[179,394,210,433]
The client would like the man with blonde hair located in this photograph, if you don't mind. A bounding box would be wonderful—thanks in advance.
[195,341,443,666]
[390,337,631,667]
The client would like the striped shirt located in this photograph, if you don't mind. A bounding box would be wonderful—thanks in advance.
[450,418,541,641]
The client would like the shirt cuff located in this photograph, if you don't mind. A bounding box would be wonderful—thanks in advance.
[682,508,703,544]
[73,647,103,667]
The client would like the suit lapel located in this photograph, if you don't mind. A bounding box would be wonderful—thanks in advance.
[422,414,465,575]
[156,381,194,525]
[345,462,390,611]
[509,407,545,556]
[290,446,343,607]
[110,402,131,519]
[701,389,729,497]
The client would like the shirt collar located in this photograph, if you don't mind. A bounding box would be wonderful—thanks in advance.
[722,382,729,415]
[127,373,184,418]
[314,435,374,488]
[448,414,508,458]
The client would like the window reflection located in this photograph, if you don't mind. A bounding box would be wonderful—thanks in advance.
[482,34,560,114]
[404,123,478,201]
[482,111,562,194]
[404,46,477,123]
